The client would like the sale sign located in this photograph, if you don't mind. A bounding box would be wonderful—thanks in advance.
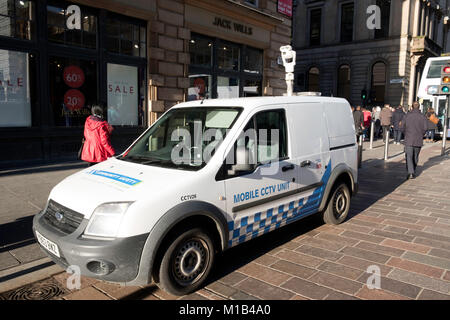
[63,65,85,88]
[278,0,292,17]
[64,89,85,110]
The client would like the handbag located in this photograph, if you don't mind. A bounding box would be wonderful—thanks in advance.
[77,138,85,160]
[429,114,439,125]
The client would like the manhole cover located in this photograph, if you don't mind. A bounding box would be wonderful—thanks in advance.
[0,278,67,300]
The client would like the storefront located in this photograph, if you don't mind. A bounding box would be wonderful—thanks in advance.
[0,0,292,168]
[0,0,149,167]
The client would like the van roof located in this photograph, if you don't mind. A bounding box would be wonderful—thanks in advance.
[176,96,349,110]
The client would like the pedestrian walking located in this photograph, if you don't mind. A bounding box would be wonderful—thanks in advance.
[372,106,382,139]
[81,105,115,166]
[380,104,393,142]
[392,105,405,144]
[362,108,372,141]
[425,108,438,143]
[401,101,428,180]
[353,105,364,139]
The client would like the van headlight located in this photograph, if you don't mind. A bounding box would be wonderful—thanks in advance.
[84,202,132,238]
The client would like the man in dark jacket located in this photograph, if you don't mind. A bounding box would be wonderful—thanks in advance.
[392,105,405,144]
[380,104,393,142]
[401,102,428,180]
[353,106,364,139]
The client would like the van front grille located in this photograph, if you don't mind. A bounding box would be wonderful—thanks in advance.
[42,200,84,235]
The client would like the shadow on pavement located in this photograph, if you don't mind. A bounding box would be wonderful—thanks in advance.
[0,162,86,177]
[0,215,35,252]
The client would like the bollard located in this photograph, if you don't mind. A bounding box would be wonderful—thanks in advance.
[370,121,375,150]
[384,129,390,161]
[358,134,363,168]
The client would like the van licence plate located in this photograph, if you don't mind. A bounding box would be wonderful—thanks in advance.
[36,231,60,258]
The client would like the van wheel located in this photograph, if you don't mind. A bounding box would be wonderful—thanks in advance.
[322,183,351,225]
[158,228,215,296]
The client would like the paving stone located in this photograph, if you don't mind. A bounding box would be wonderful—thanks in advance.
[386,257,444,279]
[339,246,391,264]
[53,272,100,292]
[444,270,450,281]
[92,282,142,300]
[218,272,247,286]
[357,273,421,299]
[196,289,225,300]
[9,243,47,264]
[270,260,316,279]
[355,286,410,300]
[337,255,393,276]
[308,271,363,295]
[315,232,360,247]
[253,254,279,266]
[341,231,385,244]
[382,219,425,231]
[275,249,324,268]
[294,236,346,251]
[381,238,431,254]
[356,241,405,257]
[324,291,360,300]
[295,245,343,262]
[205,282,238,299]
[413,237,450,252]
[402,252,450,270]
[281,277,336,300]
[179,293,209,300]
[235,277,294,300]
[63,286,111,300]
[229,290,259,300]
[0,252,19,271]
[428,248,450,260]
[417,289,450,300]
[388,268,450,295]
[346,219,384,230]
[237,262,291,286]
[371,230,416,243]
[317,261,365,280]
[383,226,409,234]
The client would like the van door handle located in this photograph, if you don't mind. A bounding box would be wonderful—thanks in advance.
[301,160,312,167]
[282,164,295,172]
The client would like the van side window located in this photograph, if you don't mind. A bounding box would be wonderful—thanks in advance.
[255,110,287,163]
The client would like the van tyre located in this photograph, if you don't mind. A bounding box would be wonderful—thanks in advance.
[158,228,215,296]
[322,182,351,225]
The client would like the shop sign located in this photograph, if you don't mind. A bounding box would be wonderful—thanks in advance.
[212,17,253,36]
[66,5,81,30]
[107,63,138,126]
[64,89,85,111]
[63,65,85,88]
[277,0,292,17]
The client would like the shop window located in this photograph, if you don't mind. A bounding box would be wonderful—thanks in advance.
[106,17,146,57]
[217,76,239,99]
[337,65,351,100]
[107,63,139,126]
[218,43,240,71]
[244,47,263,74]
[47,3,97,49]
[340,3,354,43]
[189,36,212,67]
[188,75,212,101]
[0,0,35,40]
[0,49,36,127]
[49,56,97,127]
[309,8,321,46]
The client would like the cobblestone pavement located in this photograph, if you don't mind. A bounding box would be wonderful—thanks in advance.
[1,143,450,300]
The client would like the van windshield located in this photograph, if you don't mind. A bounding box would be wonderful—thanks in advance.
[120,107,242,170]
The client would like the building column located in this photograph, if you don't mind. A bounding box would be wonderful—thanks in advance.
[420,3,426,35]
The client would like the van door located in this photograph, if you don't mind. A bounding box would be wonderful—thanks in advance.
[222,108,300,247]
[288,102,331,215]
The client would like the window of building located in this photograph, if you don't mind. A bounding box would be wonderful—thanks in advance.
[243,0,258,8]
[48,56,97,127]
[340,3,354,43]
[188,33,263,101]
[371,61,386,104]
[0,49,36,127]
[307,67,320,92]
[375,0,390,39]
[47,2,97,49]
[337,65,351,100]
[0,0,35,40]
[106,16,146,57]
[309,8,321,46]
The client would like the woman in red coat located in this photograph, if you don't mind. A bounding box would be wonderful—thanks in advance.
[81,105,115,166]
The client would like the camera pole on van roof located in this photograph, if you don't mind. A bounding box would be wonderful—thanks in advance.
[280,45,296,97]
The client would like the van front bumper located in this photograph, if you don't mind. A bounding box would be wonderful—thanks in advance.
[32,210,148,284]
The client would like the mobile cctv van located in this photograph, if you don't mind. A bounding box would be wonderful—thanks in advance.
[33,95,358,296]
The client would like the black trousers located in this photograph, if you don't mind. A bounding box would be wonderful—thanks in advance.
[405,146,421,175]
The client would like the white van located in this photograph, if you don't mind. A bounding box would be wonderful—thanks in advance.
[33,96,358,296]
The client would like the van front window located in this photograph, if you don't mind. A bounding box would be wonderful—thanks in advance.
[121,107,242,170]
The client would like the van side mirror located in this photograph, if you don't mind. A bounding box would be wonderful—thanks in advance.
[228,145,256,175]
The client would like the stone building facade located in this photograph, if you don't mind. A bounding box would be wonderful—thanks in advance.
[0,0,292,167]
[292,0,450,108]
